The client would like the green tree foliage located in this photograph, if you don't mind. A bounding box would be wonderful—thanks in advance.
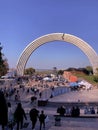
[57,70,64,75]
[53,67,57,75]
[93,75,98,82]
[24,67,35,75]
[86,66,93,75]
[93,68,98,82]
[95,68,98,75]
[0,43,9,77]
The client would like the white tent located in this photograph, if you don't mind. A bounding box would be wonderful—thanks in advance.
[43,77,53,81]
[78,80,92,90]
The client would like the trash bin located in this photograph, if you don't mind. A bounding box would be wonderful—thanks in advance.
[54,115,61,126]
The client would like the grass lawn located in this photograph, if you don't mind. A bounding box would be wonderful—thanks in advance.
[73,72,98,86]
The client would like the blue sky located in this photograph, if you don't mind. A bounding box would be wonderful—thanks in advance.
[0,0,98,70]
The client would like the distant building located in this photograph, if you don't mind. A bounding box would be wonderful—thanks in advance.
[63,71,78,82]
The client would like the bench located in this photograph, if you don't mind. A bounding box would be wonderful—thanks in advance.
[54,113,98,118]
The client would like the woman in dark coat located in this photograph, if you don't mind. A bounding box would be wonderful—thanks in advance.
[14,103,27,130]
[0,91,8,130]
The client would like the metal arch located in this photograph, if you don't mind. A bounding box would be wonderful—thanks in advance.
[16,33,98,76]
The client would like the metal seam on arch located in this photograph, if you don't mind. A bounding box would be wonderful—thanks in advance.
[16,33,98,76]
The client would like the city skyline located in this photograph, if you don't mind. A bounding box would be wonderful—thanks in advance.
[0,0,98,70]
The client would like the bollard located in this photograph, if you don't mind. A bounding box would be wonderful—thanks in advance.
[55,115,61,126]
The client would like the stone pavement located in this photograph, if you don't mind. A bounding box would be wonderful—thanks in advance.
[49,126,98,130]
[48,116,98,130]
[28,113,98,130]
[48,88,98,103]
[12,106,98,130]
[5,86,98,130]
[12,87,98,130]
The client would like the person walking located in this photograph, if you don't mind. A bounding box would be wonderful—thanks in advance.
[14,103,27,130]
[39,110,46,130]
[0,91,8,130]
[29,106,39,130]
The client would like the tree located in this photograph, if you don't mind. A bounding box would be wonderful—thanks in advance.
[95,68,98,75]
[24,67,35,75]
[93,75,98,82]
[0,43,9,77]
[57,70,64,75]
[86,66,93,75]
[53,67,57,76]
[93,68,98,82]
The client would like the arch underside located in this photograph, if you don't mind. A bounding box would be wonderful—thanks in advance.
[16,33,98,76]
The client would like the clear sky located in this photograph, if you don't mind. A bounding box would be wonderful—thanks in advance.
[0,0,98,70]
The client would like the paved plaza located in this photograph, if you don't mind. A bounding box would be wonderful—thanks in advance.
[1,81,98,130]
[49,87,98,103]
[9,106,98,130]
[16,88,98,130]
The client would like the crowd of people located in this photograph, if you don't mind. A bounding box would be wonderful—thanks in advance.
[0,90,47,130]
[57,105,80,117]
[0,75,67,130]
[0,75,97,130]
